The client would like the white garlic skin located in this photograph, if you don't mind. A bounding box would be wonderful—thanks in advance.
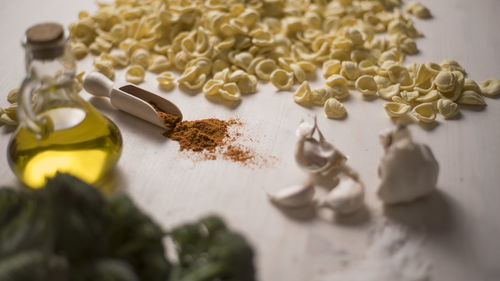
[295,120,347,175]
[377,126,439,204]
[268,183,315,208]
[321,176,364,214]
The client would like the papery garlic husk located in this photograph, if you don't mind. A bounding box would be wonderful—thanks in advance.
[377,125,439,204]
[268,182,315,208]
[320,175,364,214]
[295,119,347,175]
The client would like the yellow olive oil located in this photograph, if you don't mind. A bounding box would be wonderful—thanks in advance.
[8,103,122,188]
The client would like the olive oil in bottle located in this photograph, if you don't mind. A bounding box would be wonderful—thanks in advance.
[7,22,122,188]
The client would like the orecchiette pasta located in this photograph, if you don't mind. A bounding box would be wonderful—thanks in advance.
[324,98,347,119]
[378,84,400,100]
[125,65,146,84]
[384,102,411,118]
[219,82,241,101]
[457,91,486,106]
[411,102,436,123]
[157,71,176,90]
[293,81,312,105]
[255,59,278,81]
[355,75,378,96]
[479,78,500,97]
[270,69,294,91]
[437,99,459,119]
[67,0,497,125]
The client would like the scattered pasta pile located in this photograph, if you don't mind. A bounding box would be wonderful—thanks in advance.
[65,0,500,124]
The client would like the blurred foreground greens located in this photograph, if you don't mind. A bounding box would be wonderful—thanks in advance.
[0,173,255,281]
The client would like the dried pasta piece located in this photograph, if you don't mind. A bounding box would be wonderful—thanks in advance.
[219,82,241,101]
[440,59,465,74]
[4,103,18,121]
[374,75,391,89]
[325,74,347,87]
[405,2,431,19]
[270,69,294,91]
[326,75,349,100]
[355,75,378,96]
[8,88,19,103]
[94,54,115,80]
[293,81,312,105]
[463,78,481,93]
[290,63,306,83]
[324,98,347,119]
[437,71,463,101]
[479,78,500,97]
[411,103,436,123]
[358,60,378,75]
[125,65,146,84]
[378,84,400,100]
[387,64,412,85]
[0,113,17,126]
[70,41,88,59]
[310,86,333,106]
[108,49,129,68]
[340,61,360,81]
[434,71,456,93]
[322,60,341,78]
[130,48,150,69]
[384,102,411,118]
[157,71,176,91]
[203,79,224,97]
[457,91,486,106]
[229,70,258,95]
[178,67,207,91]
[255,59,278,81]
[416,90,440,103]
[437,99,459,119]
[149,55,170,73]
[414,78,434,94]
[401,90,419,103]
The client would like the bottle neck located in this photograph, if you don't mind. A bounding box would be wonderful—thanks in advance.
[25,38,76,85]
[18,37,83,137]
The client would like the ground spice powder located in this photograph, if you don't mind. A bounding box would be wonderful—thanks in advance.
[152,106,263,165]
[164,118,233,152]
[150,102,181,128]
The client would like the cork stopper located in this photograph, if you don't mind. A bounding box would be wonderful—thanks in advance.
[26,23,64,44]
[25,22,66,60]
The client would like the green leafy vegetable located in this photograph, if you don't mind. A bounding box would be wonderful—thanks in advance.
[170,216,255,281]
[0,173,255,281]
[0,173,169,281]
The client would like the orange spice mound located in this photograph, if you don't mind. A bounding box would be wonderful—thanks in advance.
[164,118,234,152]
[151,104,271,166]
[150,102,181,128]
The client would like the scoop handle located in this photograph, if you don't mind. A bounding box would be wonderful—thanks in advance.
[83,72,114,97]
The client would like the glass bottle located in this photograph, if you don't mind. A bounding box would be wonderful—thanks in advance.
[7,22,122,189]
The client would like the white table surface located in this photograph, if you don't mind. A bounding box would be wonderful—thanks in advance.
[1,1,499,280]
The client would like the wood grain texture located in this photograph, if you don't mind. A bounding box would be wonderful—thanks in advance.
[1,1,499,280]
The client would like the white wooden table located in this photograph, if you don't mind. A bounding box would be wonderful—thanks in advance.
[1,1,499,280]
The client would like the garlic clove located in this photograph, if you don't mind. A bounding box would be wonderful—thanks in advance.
[377,126,439,204]
[295,120,315,138]
[320,176,364,214]
[268,183,315,208]
[295,118,347,174]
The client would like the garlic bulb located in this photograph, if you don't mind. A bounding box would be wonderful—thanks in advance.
[295,118,347,175]
[320,175,364,214]
[377,124,439,204]
[268,183,315,208]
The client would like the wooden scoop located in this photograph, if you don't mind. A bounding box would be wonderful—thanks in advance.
[83,72,182,129]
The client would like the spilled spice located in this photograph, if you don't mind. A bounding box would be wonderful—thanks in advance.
[151,105,267,166]
[164,118,235,152]
[150,102,181,128]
